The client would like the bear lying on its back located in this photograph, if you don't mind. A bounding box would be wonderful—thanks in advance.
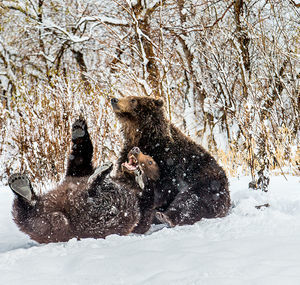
[9,119,159,243]
[111,96,231,227]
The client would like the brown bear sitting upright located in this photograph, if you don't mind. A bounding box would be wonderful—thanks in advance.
[111,96,231,227]
[8,119,159,243]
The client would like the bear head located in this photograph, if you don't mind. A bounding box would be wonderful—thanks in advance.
[122,146,160,183]
[110,96,164,123]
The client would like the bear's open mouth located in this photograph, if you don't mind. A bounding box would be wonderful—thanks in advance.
[122,155,138,171]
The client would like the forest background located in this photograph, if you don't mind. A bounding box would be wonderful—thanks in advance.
[0,0,299,192]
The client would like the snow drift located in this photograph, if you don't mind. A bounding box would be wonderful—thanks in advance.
[0,175,299,285]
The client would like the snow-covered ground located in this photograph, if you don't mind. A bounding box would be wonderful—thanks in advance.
[0,175,299,285]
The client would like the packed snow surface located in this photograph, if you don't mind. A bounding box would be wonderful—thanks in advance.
[0,175,299,285]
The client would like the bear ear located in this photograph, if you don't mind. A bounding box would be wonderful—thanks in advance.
[154,99,164,107]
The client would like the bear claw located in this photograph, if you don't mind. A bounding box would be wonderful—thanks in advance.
[88,162,113,184]
[155,212,175,228]
[8,173,33,201]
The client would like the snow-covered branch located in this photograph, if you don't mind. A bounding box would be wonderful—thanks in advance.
[76,15,128,28]
[0,1,38,20]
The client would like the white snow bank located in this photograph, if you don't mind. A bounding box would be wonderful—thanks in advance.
[0,175,299,285]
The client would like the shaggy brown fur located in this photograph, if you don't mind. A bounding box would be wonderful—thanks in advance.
[11,119,159,243]
[13,175,139,243]
[111,96,231,227]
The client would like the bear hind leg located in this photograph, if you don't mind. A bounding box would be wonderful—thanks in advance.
[158,183,230,227]
[157,190,211,227]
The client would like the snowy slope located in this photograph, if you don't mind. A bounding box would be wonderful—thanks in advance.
[0,176,299,285]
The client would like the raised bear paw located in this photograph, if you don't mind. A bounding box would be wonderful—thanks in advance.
[72,118,88,143]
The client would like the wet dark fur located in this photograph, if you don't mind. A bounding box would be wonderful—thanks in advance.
[112,96,231,226]
[12,120,157,243]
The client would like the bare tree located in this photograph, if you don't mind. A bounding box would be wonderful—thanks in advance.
[0,0,298,184]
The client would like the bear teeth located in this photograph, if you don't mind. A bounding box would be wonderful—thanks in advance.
[123,155,138,171]
[123,162,137,171]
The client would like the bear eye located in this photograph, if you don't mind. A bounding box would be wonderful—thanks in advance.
[131,99,136,104]
[148,161,153,165]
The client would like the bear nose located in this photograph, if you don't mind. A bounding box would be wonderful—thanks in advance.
[111,98,118,105]
[131,147,140,154]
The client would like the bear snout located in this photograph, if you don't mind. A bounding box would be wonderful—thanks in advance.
[131,147,140,155]
[111,97,119,106]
